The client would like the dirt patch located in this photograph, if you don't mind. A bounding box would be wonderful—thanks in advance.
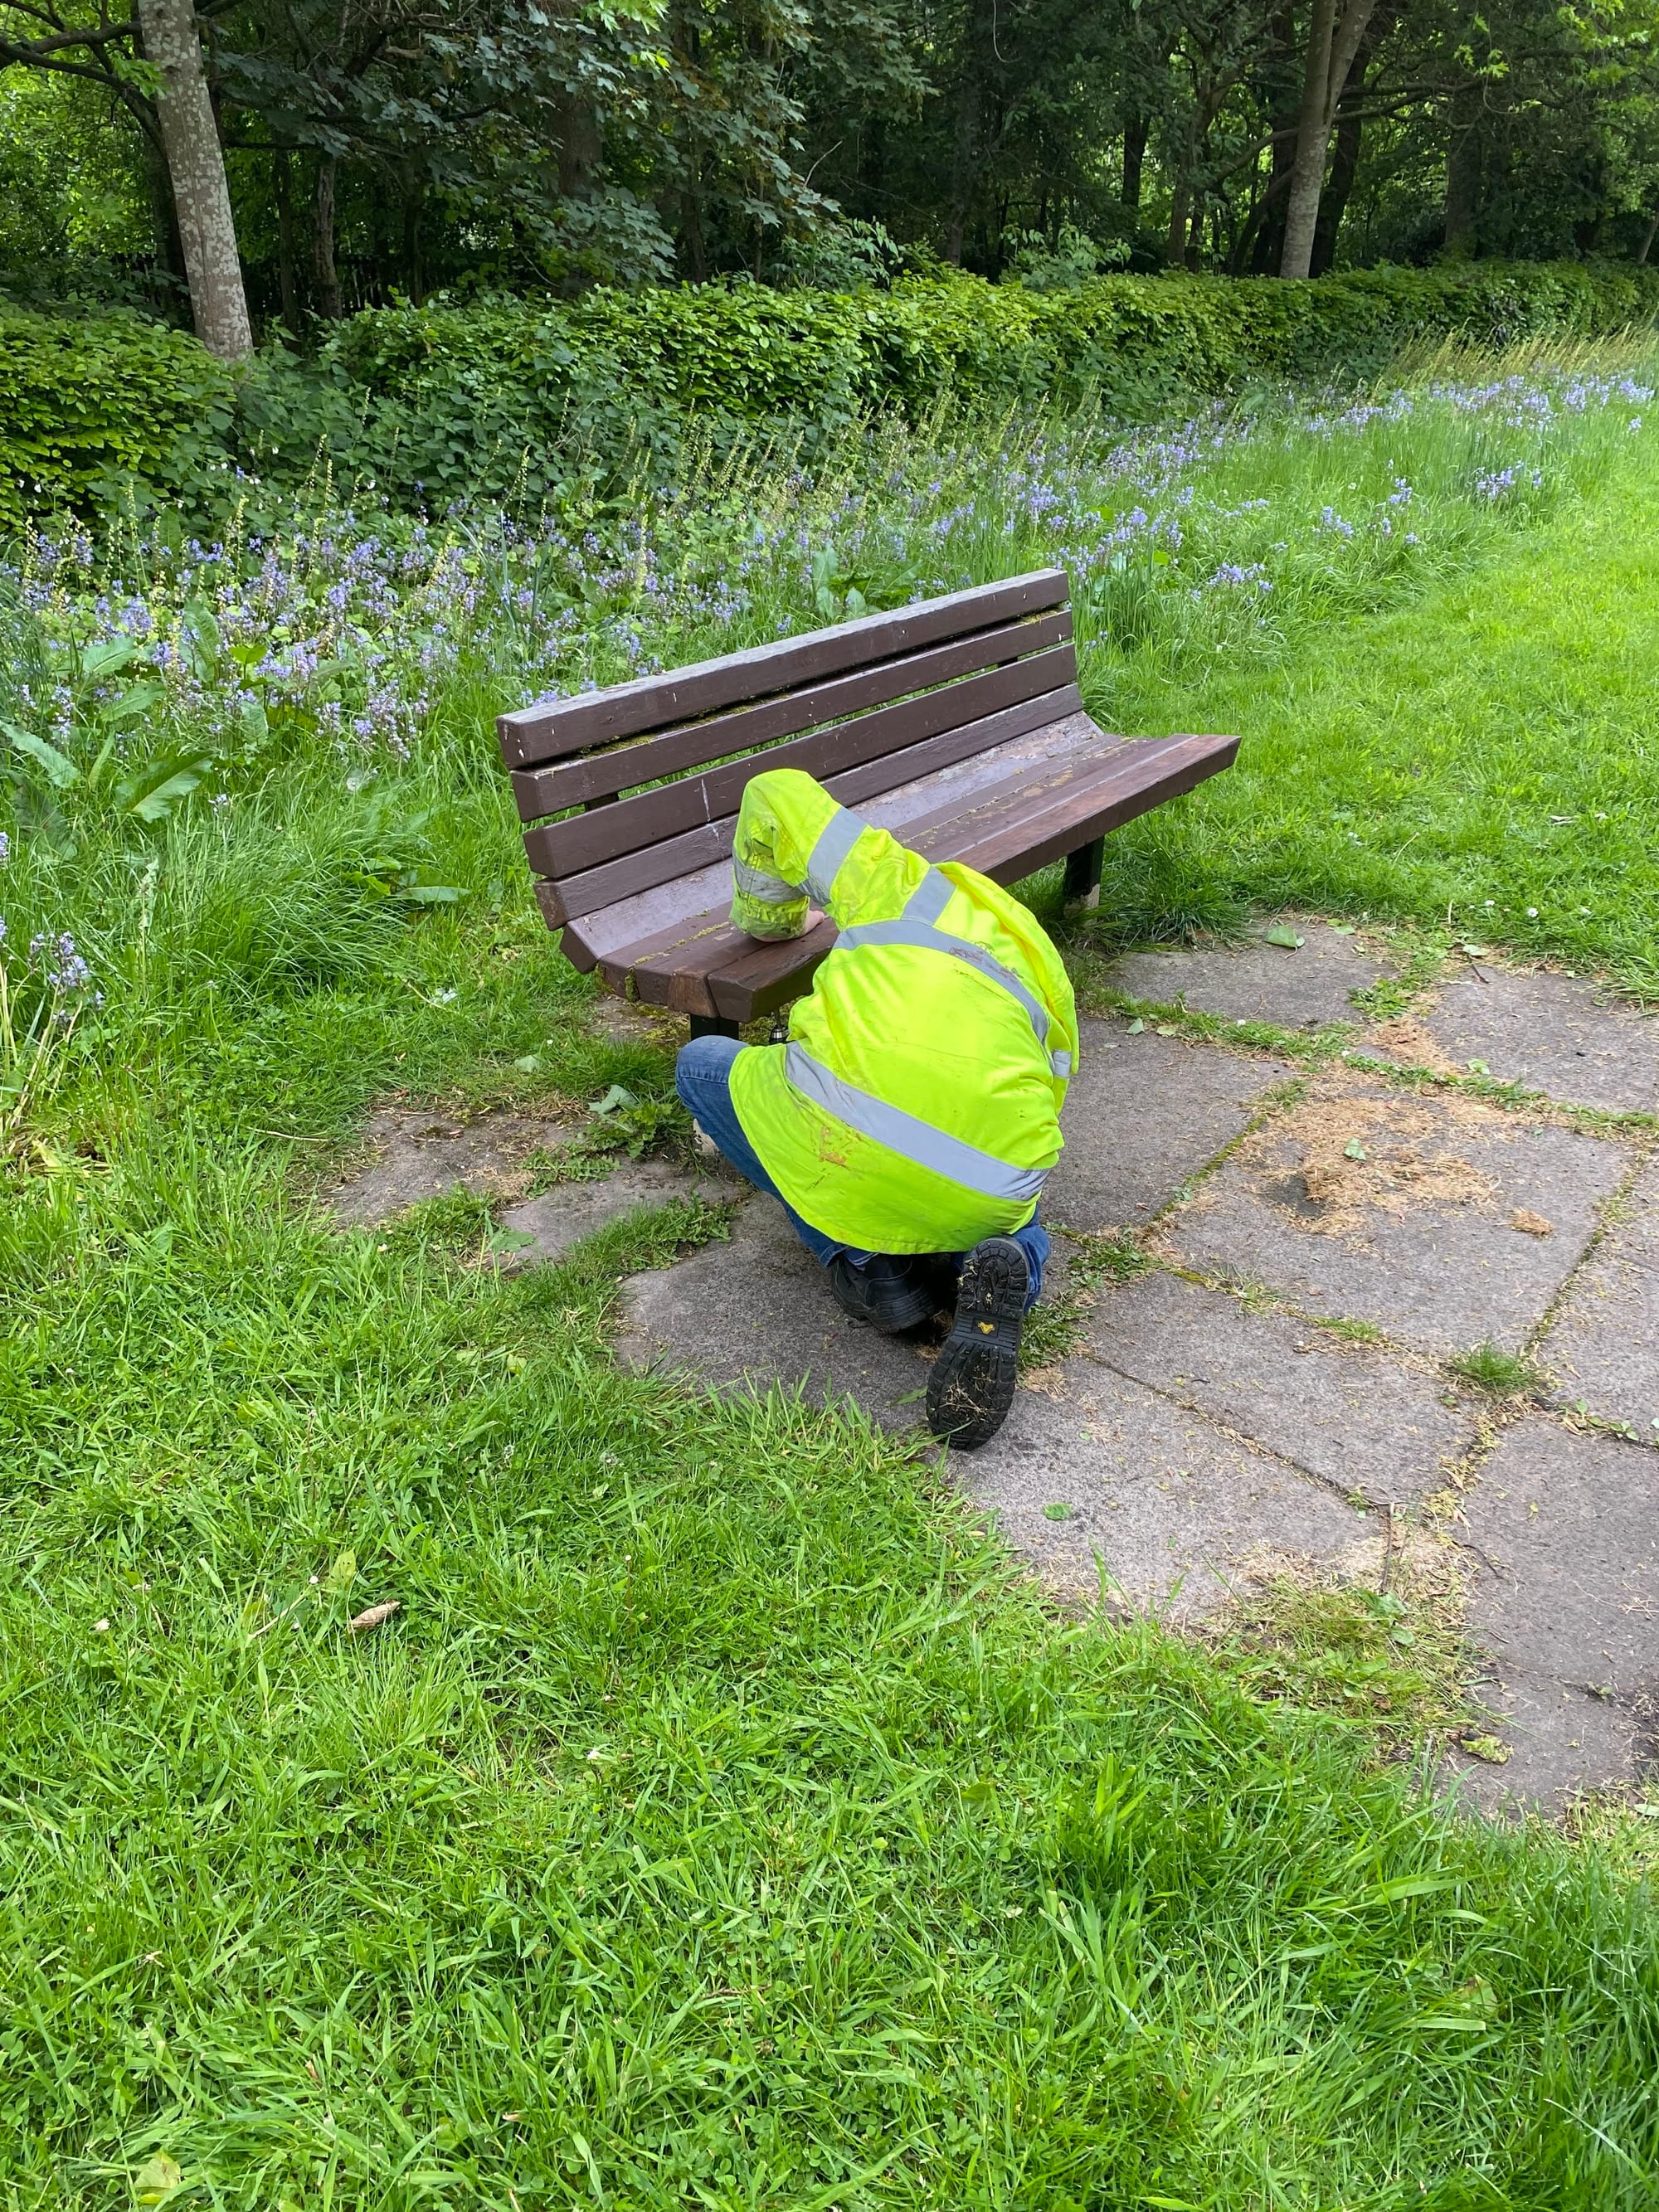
[589,997,683,1050]
[1238,1081,1512,1240]
[1358,1014,1464,1077]
[323,1101,578,1227]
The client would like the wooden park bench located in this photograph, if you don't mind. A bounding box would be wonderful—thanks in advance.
[498,567,1238,1039]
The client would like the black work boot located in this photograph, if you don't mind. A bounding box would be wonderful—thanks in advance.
[927,1237,1029,1450]
[825,1252,940,1336]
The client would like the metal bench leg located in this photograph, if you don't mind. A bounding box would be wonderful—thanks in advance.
[1063,836,1105,916]
[688,1014,741,1042]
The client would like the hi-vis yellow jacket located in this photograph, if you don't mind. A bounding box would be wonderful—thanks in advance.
[725,768,1078,1255]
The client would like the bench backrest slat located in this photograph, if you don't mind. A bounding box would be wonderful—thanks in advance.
[539,680,1083,924]
[523,643,1077,882]
[509,607,1072,822]
[497,567,1069,771]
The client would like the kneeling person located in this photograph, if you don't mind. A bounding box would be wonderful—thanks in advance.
[675,767,1077,1450]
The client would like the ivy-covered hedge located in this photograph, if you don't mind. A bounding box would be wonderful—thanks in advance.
[4,259,1658,522]
[0,310,236,532]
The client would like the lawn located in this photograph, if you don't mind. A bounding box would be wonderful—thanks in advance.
[2,352,1658,2210]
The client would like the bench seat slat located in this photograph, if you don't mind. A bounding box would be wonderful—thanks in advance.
[572,722,1237,1021]
[522,642,1078,882]
[508,607,1073,822]
[561,708,1108,961]
[497,567,1069,769]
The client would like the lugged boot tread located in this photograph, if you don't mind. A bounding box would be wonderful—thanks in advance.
[927,1237,1028,1450]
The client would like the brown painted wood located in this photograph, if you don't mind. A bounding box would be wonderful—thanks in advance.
[564,727,1237,1020]
[509,608,1073,822]
[538,683,1081,926]
[825,683,1085,812]
[522,644,1078,881]
[496,569,1069,768]
[557,712,1111,968]
[909,734,1241,885]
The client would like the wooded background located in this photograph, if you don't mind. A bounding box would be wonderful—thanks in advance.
[2,0,1658,358]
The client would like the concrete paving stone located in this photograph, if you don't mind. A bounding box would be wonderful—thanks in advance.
[1540,1155,1659,1436]
[1450,1422,1659,1811]
[326,1105,576,1226]
[959,1362,1372,1616]
[499,1155,737,1265]
[615,1197,936,1421]
[1106,920,1396,1031]
[1085,1266,1477,1507]
[1043,1018,1293,1232]
[1165,1076,1630,1357]
[1379,965,1659,1113]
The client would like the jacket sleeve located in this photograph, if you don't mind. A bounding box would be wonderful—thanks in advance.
[729,768,907,938]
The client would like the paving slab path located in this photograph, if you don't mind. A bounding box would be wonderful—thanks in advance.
[611,933,1659,1817]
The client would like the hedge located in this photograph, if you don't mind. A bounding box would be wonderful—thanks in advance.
[0,309,236,533]
[4,259,1658,523]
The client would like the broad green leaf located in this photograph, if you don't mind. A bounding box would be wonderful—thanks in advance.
[395,884,464,904]
[134,2153,182,2204]
[513,1054,544,1074]
[81,637,135,680]
[590,1084,639,1116]
[324,1549,357,1592]
[1262,924,1305,948]
[1124,1018,1145,1035]
[114,753,212,823]
[101,682,163,727]
[3,722,78,788]
[484,1226,537,1253]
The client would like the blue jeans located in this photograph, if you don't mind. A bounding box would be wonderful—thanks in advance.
[674,1035,1048,1309]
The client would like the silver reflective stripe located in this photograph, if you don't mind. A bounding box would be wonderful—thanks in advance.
[805,806,868,903]
[785,1044,1048,1205]
[732,857,804,904]
[903,868,954,926]
[833,917,1049,1044]
[1051,1050,1072,1080]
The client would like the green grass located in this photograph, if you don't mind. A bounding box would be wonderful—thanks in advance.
[1447,1342,1550,1398]
[1087,429,1659,986]
[6,356,1659,2206]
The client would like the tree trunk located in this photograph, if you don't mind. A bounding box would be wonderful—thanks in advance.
[273,147,300,329]
[558,95,601,198]
[313,155,343,318]
[400,176,426,303]
[1279,0,1336,279]
[133,0,251,357]
[1121,114,1146,208]
[1637,208,1659,265]
[1310,100,1362,273]
[1443,95,1481,255]
[1280,0,1377,278]
[1166,172,1191,268]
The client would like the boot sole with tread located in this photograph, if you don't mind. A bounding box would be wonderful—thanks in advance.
[927,1237,1028,1450]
